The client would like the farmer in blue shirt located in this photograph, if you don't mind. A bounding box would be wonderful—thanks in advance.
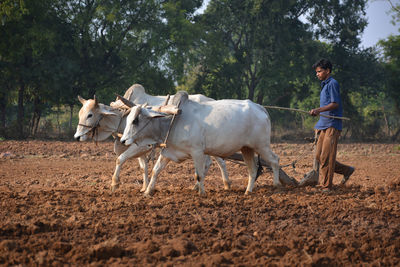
[309,59,354,192]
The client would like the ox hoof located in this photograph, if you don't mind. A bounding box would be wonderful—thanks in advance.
[244,190,253,195]
[111,184,119,192]
[192,182,200,191]
[140,186,147,193]
[144,189,155,197]
[223,182,231,190]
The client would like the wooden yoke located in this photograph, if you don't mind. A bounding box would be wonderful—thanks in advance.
[150,105,181,115]
[115,93,181,147]
[159,99,183,148]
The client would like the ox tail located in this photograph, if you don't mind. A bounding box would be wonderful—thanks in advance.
[255,155,263,181]
[255,103,271,119]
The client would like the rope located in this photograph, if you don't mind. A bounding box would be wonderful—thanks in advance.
[280,141,316,169]
[131,118,152,143]
[264,105,350,120]
[160,99,182,148]
[224,138,316,171]
[78,115,103,145]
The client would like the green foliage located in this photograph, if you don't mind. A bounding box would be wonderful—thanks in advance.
[380,35,400,112]
[0,0,28,24]
[0,0,399,141]
[378,35,400,141]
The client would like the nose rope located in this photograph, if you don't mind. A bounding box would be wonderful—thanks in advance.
[127,118,152,143]
[77,115,103,144]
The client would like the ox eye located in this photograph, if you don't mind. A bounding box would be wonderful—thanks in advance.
[87,114,93,118]
[132,118,139,125]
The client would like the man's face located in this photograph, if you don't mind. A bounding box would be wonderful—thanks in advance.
[315,66,330,81]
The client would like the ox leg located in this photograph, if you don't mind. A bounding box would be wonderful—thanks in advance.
[257,146,280,187]
[212,156,231,190]
[111,143,151,192]
[191,152,208,195]
[137,156,149,192]
[144,155,170,196]
[111,139,128,192]
[241,147,258,194]
[192,155,212,191]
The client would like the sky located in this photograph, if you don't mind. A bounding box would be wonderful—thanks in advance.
[196,0,400,48]
[362,0,399,47]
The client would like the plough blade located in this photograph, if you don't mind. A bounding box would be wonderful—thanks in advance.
[225,153,299,186]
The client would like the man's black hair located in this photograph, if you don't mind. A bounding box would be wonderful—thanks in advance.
[312,58,332,72]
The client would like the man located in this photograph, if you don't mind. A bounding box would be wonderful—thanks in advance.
[309,58,354,192]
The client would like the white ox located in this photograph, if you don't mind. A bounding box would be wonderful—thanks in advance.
[120,91,280,196]
[74,84,230,192]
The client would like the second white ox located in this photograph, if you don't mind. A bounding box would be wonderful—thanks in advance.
[120,91,280,196]
[74,84,230,192]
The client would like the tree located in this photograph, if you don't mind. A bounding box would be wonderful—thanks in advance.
[185,0,370,106]
[379,35,400,141]
[0,0,58,138]
[161,0,203,84]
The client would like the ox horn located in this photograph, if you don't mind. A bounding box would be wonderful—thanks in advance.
[162,94,170,106]
[94,95,99,106]
[116,94,135,108]
[77,95,86,105]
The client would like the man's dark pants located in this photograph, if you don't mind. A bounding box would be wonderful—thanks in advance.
[315,127,353,188]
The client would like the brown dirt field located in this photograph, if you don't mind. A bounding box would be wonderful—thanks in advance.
[1,140,399,266]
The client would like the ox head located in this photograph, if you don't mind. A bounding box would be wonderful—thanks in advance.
[74,95,120,141]
[120,104,168,146]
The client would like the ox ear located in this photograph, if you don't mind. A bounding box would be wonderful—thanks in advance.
[100,105,119,116]
[94,95,99,107]
[78,95,87,105]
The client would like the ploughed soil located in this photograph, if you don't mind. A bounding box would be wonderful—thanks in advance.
[1,140,399,266]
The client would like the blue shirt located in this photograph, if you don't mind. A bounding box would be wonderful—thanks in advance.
[314,77,343,131]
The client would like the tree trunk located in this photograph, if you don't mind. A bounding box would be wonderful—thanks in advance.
[17,82,25,139]
[391,100,400,141]
[29,95,42,137]
[247,84,255,101]
[246,67,258,101]
[0,90,6,137]
[29,112,35,136]
[391,127,400,142]
[56,105,61,137]
[381,103,390,137]
[342,127,350,140]
[33,113,41,137]
[247,73,258,102]
[256,90,264,105]
[69,104,74,139]
[33,98,41,137]
[88,89,96,99]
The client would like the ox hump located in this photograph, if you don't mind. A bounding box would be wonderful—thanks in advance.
[172,91,189,107]
[124,84,146,101]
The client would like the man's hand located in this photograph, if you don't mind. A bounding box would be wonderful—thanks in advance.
[310,102,339,116]
[309,108,320,116]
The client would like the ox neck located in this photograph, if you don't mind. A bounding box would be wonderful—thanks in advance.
[155,116,175,144]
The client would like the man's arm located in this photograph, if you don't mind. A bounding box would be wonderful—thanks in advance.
[310,102,339,116]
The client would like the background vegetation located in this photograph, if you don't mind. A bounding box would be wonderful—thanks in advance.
[1,0,399,141]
